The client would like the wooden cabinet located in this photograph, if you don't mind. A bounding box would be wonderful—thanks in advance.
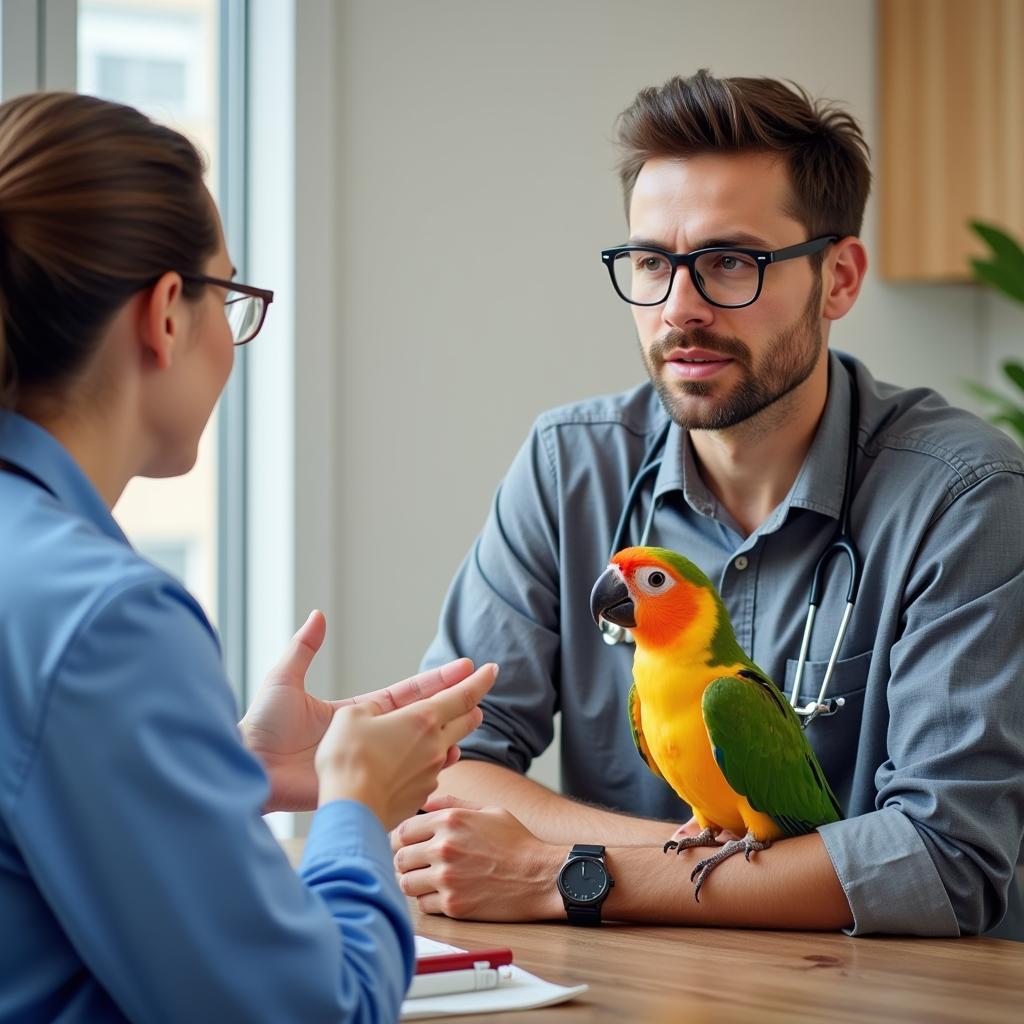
[879,0,1024,281]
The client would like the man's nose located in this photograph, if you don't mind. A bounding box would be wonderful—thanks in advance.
[661,264,716,331]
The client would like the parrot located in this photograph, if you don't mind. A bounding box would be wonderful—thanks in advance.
[589,545,842,901]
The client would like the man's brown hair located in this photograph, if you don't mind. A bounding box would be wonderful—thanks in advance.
[616,69,871,241]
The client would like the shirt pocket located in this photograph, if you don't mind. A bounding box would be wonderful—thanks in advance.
[783,649,872,812]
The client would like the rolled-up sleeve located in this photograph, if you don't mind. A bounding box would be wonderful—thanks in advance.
[820,469,1024,936]
[422,420,562,774]
[10,577,414,1024]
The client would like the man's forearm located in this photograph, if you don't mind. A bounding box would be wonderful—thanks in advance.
[436,759,676,845]
[604,833,853,928]
[527,831,854,929]
[399,781,855,929]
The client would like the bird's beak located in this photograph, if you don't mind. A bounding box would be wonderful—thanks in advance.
[590,566,636,629]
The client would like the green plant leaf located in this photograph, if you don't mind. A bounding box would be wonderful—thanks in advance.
[970,220,1024,270]
[970,258,1024,304]
[990,411,1024,442]
[963,379,1017,411]
[962,377,1024,443]
[1002,361,1024,393]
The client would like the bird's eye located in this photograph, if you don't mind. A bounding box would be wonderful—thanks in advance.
[635,567,675,596]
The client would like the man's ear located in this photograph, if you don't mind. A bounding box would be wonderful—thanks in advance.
[139,271,186,370]
[821,236,867,321]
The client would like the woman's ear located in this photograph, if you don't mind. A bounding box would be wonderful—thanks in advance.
[138,272,185,370]
[821,236,868,321]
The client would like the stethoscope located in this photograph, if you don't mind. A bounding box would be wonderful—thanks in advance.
[598,354,863,730]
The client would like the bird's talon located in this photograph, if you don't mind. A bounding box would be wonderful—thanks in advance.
[691,867,709,902]
[663,840,678,854]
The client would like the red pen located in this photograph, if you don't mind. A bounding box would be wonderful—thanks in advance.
[415,947,514,975]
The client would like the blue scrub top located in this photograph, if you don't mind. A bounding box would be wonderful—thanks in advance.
[0,410,413,1023]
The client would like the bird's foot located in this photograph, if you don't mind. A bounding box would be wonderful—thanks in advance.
[689,833,772,902]
[663,825,718,855]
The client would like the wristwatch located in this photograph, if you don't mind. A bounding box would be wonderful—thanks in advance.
[556,844,614,926]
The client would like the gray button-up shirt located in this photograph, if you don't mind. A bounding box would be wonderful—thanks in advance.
[423,351,1024,939]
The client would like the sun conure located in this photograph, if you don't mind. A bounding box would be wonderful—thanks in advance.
[590,545,842,900]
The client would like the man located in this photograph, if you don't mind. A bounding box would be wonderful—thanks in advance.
[392,71,1024,937]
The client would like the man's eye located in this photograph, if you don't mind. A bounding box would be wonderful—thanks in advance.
[714,253,754,272]
[637,256,667,273]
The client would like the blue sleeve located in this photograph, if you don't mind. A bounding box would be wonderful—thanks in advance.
[819,471,1024,937]
[8,577,414,1024]
[421,421,562,773]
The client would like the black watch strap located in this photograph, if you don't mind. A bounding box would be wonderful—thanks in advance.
[562,844,610,926]
[566,903,603,926]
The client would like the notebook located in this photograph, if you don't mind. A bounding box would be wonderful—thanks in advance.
[401,935,589,1020]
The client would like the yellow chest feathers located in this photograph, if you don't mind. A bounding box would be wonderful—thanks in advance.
[631,647,753,832]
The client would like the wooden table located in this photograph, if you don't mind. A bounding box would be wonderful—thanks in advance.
[409,906,1024,1023]
[280,838,1024,1023]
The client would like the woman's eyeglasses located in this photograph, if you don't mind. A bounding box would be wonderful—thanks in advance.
[181,274,274,346]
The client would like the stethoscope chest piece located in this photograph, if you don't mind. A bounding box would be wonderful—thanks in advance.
[599,620,633,646]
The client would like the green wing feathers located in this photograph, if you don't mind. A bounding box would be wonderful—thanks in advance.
[628,683,665,781]
[701,672,842,836]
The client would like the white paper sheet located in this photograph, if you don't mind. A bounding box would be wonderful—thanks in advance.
[400,936,589,1020]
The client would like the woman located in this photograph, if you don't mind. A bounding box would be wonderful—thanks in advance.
[0,92,495,1023]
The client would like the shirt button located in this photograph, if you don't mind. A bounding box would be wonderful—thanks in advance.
[734,555,749,571]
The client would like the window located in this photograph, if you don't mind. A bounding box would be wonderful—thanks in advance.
[80,7,205,120]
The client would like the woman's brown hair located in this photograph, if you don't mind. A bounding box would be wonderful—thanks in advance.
[0,91,218,408]
[616,69,871,242]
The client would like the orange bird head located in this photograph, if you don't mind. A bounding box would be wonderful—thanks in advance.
[590,546,716,650]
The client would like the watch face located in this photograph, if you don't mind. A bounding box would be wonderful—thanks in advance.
[558,857,608,903]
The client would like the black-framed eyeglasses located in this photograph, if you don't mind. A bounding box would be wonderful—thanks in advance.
[600,235,839,309]
[181,274,275,345]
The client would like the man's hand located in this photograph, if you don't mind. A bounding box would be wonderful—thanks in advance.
[239,610,475,812]
[391,795,564,921]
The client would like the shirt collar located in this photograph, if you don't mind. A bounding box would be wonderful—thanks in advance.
[650,421,719,517]
[0,409,129,545]
[648,349,853,530]
[784,349,851,524]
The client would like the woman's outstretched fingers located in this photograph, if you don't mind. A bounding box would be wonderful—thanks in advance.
[335,658,475,714]
[389,658,476,706]
[427,663,498,724]
[265,609,327,685]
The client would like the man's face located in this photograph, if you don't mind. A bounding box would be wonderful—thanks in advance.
[628,152,825,431]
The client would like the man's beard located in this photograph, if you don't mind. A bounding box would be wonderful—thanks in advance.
[642,275,824,431]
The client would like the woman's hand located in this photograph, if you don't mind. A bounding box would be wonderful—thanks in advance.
[239,610,481,812]
[315,664,498,831]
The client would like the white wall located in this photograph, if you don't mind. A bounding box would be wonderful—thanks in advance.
[326,0,999,784]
